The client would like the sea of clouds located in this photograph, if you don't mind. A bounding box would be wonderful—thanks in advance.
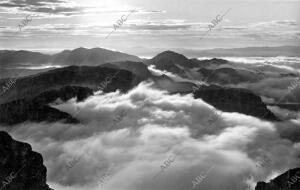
[2,81,300,190]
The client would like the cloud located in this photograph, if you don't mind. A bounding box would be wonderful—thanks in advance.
[1,82,299,190]
[0,0,84,16]
[251,20,298,27]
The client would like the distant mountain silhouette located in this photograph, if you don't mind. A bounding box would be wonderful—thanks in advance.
[52,47,141,66]
[173,46,300,57]
[0,47,141,69]
[0,50,51,67]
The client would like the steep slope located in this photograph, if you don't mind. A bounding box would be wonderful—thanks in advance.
[0,66,143,104]
[152,74,194,93]
[0,131,52,190]
[100,61,151,78]
[193,85,280,121]
[0,86,93,125]
[190,58,229,68]
[0,99,79,125]
[255,168,300,190]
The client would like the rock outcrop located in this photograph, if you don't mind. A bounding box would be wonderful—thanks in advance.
[255,168,300,190]
[0,131,52,190]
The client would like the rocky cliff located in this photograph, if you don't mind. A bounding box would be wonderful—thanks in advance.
[255,168,300,190]
[0,131,52,190]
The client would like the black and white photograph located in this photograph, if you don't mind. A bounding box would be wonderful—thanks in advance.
[0,0,300,189]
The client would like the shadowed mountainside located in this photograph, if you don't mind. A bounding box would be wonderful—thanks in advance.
[193,85,280,121]
[0,86,93,125]
[0,66,144,104]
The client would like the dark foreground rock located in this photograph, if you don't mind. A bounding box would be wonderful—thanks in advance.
[255,168,300,190]
[0,131,52,190]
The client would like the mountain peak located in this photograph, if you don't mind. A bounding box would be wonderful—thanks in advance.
[72,47,89,52]
[150,50,190,67]
[155,50,188,61]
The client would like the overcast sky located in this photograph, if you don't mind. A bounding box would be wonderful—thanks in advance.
[0,0,299,56]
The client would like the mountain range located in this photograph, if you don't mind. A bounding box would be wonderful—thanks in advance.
[0,47,299,190]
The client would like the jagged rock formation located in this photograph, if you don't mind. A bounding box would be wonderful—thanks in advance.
[255,168,300,190]
[193,85,280,121]
[0,131,52,190]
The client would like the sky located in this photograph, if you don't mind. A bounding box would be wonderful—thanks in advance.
[0,0,299,56]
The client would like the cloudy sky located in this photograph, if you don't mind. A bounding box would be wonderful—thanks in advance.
[0,0,299,56]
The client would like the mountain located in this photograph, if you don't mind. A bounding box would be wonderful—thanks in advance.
[0,66,143,104]
[177,46,300,57]
[146,51,198,68]
[255,168,300,190]
[193,85,280,121]
[152,74,195,93]
[100,61,151,78]
[0,50,281,124]
[0,60,280,123]
[0,86,93,125]
[52,47,141,66]
[145,51,232,80]
[0,99,79,125]
[145,51,200,77]
[145,51,266,85]
[0,47,141,69]
[190,58,229,67]
[197,67,259,84]
[0,50,51,67]
[0,131,52,190]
